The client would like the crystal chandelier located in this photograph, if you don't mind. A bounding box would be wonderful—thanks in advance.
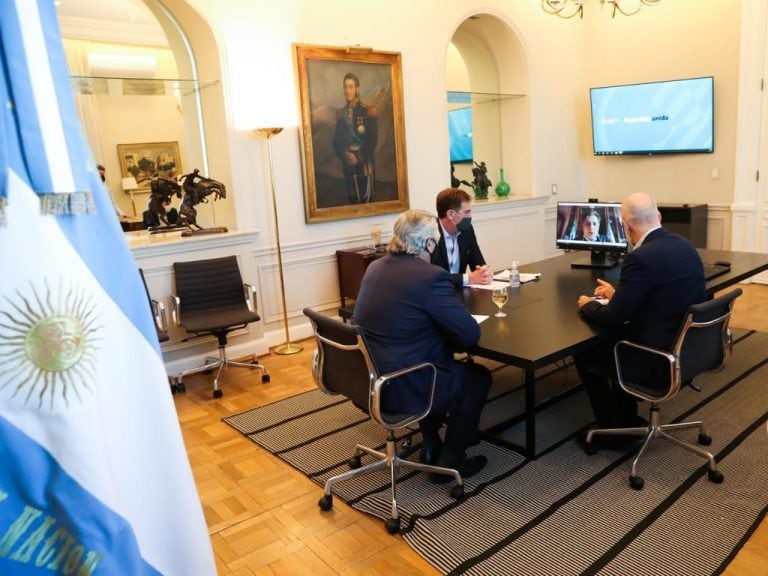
[541,0,660,19]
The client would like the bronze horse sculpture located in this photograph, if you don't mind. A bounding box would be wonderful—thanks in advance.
[178,169,227,230]
[144,176,182,228]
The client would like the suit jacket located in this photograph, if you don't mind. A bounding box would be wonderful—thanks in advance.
[575,233,611,243]
[430,220,486,287]
[579,227,707,351]
[352,253,480,413]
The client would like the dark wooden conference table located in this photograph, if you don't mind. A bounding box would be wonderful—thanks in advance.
[461,248,768,459]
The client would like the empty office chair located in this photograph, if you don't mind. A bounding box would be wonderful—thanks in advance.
[303,307,464,534]
[584,288,742,490]
[139,268,178,393]
[138,268,169,344]
[172,256,269,398]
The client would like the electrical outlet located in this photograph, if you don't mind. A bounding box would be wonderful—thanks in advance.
[551,184,558,195]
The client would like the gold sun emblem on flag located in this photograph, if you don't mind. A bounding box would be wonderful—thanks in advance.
[0,279,101,409]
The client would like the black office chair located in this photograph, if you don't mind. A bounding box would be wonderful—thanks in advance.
[172,256,269,398]
[138,268,169,344]
[584,288,742,490]
[303,307,464,534]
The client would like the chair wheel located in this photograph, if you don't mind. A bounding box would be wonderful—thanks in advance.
[213,389,223,399]
[629,475,644,490]
[170,383,178,394]
[583,442,598,456]
[450,485,464,499]
[401,438,412,450]
[385,517,400,534]
[708,469,724,483]
[348,455,362,469]
[261,374,270,383]
[698,433,712,446]
[318,494,333,511]
[176,382,186,393]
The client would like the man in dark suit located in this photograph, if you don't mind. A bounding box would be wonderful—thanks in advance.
[575,209,611,242]
[332,72,378,204]
[353,209,492,479]
[430,187,492,287]
[576,192,707,439]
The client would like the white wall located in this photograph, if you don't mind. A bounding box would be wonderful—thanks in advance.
[581,1,742,209]
[123,0,764,348]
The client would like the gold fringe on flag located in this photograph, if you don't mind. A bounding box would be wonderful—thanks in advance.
[39,192,96,216]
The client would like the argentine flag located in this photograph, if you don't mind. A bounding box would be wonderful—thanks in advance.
[0,2,215,574]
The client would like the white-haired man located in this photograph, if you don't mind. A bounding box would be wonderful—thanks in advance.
[353,209,491,480]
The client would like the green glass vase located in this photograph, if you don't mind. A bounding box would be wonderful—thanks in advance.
[495,168,511,197]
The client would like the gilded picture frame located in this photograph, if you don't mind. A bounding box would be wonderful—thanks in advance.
[116,141,181,190]
[295,44,409,223]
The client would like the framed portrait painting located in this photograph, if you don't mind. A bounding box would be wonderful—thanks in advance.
[116,141,181,190]
[295,44,409,223]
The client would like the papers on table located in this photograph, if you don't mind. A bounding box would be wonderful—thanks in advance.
[469,280,510,290]
[492,270,542,283]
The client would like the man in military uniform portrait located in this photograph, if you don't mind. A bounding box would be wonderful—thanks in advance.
[333,72,378,204]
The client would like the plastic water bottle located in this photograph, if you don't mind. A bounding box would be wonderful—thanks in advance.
[510,261,521,287]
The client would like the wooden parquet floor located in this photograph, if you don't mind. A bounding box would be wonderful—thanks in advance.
[174,284,768,575]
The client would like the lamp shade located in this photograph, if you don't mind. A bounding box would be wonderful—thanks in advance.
[121,176,138,191]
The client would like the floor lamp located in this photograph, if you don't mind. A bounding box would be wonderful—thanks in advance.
[121,176,138,216]
[254,127,302,355]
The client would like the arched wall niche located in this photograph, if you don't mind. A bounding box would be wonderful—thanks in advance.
[61,0,235,228]
[446,14,532,197]
[144,0,235,228]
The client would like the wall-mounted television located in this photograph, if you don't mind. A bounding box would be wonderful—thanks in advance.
[590,76,714,156]
[556,201,628,268]
[448,106,473,163]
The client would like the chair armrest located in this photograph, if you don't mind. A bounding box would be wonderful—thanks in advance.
[244,283,257,314]
[613,340,678,402]
[171,295,181,327]
[151,299,168,333]
[371,362,437,429]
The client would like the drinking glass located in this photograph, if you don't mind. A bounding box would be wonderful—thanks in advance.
[492,286,508,317]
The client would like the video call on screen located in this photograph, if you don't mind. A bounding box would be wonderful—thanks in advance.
[557,202,627,247]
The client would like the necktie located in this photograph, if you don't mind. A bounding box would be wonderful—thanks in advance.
[449,234,459,274]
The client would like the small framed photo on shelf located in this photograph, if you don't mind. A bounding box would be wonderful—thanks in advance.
[294,44,409,223]
[117,141,181,190]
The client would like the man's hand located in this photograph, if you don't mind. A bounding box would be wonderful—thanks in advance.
[577,295,594,308]
[594,279,615,300]
[344,151,358,166]
[469,265,492,285]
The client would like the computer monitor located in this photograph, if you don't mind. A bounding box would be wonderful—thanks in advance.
[556,201,628,268]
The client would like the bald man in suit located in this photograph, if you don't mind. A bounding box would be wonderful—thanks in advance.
[576,193,707,443]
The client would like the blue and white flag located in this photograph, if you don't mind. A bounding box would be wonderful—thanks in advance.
[0,2,215,574]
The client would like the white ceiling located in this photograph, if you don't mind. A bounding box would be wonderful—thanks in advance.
[56,0,167,46]
[56,0,157,25]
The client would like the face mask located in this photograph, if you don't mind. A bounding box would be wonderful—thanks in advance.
[419,239,435,262]
[456,215,472,232]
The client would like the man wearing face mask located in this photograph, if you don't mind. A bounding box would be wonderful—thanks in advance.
[353,209,492,481]
[574,193,707,448]
[431,187,492,287]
